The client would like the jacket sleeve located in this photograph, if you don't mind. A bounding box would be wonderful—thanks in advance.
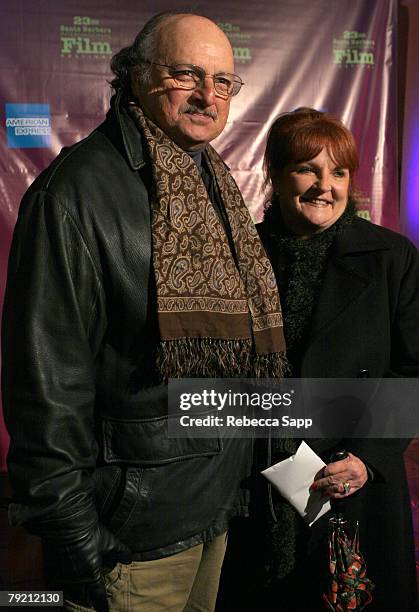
[2,187,107,541]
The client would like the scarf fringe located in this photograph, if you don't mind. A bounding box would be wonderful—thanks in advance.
[156,337,252,379]
[156,337,290,380]
[252,351,291,379]
[131,337,289,390]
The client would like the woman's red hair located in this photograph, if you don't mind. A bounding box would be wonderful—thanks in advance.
[263,108,359,192]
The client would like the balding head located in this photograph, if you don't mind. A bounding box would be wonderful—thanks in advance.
[155,14,234,73]
[111,12,234,91]
[124,12,240,150]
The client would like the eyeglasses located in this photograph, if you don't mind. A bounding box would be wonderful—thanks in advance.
[146,62,244,97]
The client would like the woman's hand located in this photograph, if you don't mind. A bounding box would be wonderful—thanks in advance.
[310,452,368,498]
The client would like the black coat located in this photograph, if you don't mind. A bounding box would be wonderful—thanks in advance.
[274,217,418,611]
[218,217,418,612]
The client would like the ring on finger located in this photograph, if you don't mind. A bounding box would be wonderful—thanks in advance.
[342,481,351,495]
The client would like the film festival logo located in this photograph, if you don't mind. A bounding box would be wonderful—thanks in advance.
[60,15,112,58]
[333,30,375,68]
[5,104,51,148]
[218,22,252,63]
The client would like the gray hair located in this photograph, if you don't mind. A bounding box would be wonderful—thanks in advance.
[110,10,194,92]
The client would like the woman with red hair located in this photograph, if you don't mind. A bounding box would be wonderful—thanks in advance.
[254,108,418,612]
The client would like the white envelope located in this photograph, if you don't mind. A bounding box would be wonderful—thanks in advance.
[261,440,331,526]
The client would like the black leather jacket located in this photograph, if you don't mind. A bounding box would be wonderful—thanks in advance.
[2,93,251,563]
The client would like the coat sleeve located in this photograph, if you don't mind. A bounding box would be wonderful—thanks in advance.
[390,235,419,376]
[2,187,107,542]
[346,235,419,478]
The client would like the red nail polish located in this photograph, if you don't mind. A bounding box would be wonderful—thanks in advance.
[310,482,317,491]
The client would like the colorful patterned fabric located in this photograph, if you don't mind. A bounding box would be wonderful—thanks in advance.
[323,523,374,611]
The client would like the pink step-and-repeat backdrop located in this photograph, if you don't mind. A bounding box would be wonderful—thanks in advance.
[0,0,399,467]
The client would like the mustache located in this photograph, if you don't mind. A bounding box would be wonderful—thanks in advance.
[181,103,217,119]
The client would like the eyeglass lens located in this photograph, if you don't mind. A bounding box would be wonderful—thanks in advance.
[169,65,242,96]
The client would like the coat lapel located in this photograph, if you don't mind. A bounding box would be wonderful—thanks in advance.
[307,218,390,343]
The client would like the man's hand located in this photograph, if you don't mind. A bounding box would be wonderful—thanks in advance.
[310,452,368,499]
[64,576,109,612]
[44,523,131,612]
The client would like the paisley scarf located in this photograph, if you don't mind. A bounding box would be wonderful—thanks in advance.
[128,103,288,380]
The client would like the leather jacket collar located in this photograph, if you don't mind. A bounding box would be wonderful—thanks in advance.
[108,90,147,171]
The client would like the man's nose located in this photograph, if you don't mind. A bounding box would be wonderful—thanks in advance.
[192,76,217,105]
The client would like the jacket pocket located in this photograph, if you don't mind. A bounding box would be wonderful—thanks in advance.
[103,562,130,597]
[92,464,123,518]
[101,415,222,465]
[106,466,142,535]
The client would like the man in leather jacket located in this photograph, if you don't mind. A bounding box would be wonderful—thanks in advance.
[2,11,287,612]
